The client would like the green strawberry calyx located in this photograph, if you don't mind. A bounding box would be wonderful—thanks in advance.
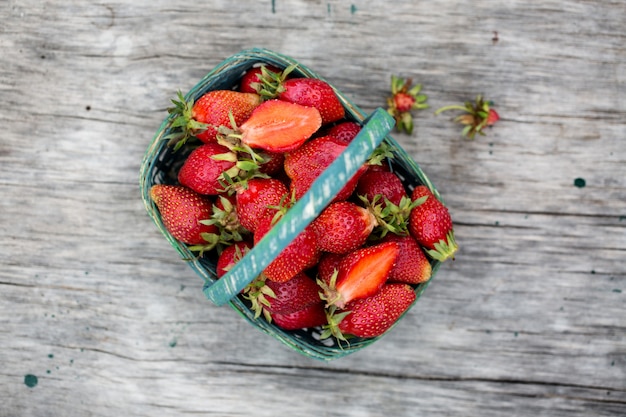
[435,95,499,139]
[426,230,458,262]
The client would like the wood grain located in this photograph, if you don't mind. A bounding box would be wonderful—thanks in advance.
[1,0,624,416]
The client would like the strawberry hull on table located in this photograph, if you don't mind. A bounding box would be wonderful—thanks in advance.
[149,64,458,345]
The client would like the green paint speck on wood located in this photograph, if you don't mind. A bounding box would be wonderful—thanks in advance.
[574,177,586,188]
[351,4,357,14]
[24,374,38,388]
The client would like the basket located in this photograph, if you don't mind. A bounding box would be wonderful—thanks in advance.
[140,48,443,360]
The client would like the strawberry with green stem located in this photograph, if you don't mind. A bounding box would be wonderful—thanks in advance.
[435,94,500,139]
[166,90,261,150]
[149,184,219,250]
[409,185,458,262]
[323,283,416,340]
[252,64,345,125]
[386,75,429,135]
[318,241,399,310]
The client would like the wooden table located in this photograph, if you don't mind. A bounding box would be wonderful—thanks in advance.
[1,1,624,416]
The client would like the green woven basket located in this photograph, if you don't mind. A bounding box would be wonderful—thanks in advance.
[140,48,442,360]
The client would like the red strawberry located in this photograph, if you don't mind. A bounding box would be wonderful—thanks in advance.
[356,170,407,207]
[278,78,345,124]
[216,240,252,278]
[177,143,237,195]
[386,76,428,135]
[408,185,458,261]
[253,65,345,125]
[284,135,367,202]
[167,90,261,149]
[272,302,328,331]
[486,108,500,126]
[327,121,361,145]
[311,201,377,254]
[264,272,321,315]
[237,100,322,153]
[239,64,282,94]
[317,253,345,286]
[381,234,432,284]
[149,184,218,246]
[320,241,399,309]
[235,178,288,233]
[254,214,320,283]
[327,283,416,339]
[257,150,285,176]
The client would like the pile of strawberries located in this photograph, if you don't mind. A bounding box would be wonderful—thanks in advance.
[150,64,458,344]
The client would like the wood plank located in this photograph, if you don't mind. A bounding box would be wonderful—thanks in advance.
[0,0,624,416]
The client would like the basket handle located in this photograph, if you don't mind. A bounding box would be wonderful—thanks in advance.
[203,108,395,306]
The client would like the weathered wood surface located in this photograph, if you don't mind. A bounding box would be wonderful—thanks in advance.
[1,0,624,416]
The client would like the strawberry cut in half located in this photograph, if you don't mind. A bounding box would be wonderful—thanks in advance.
[319,241,399,309]
[237,100,322,153]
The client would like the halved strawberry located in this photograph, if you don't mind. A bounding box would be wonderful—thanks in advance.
[311,201,377,254]
[324,283,416,339]
[167,90,261,149]
[382,234,432,284]
[237,100,322,153]
[409,185,458,261]
[149,184,218,246]
[319,241,399,309]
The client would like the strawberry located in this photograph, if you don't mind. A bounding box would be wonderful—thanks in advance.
[317,253,345,286]
[356,170,407,207]
[232,100,322,153]
[149,184,218,246]
[177,143,238,195]
[272,302,328,331]
[324,283,416,339]
[319,241,399,309]
[386,75,428,135]
[235,178,288,233]
[435,94,499,139]
[284,135,367,202]
[239,64,282,94]
[264,272,322,315]
[327,121,361,145]
[254,214,320,283]
[408,185,458,261]
[252,65,345,125]
[278,78,345,124]
[216,240,252,278]
[206,194,248,244]
[257,150,285,176]
[167,90,261,149]
[381,234,432,284]
[311,201,377,254]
